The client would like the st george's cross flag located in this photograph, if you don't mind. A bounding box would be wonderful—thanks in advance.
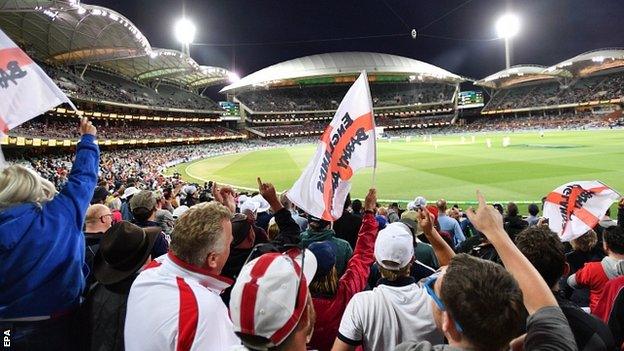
[287,71,376,221]
[0,29,75,135]
[543,181,620,242]
[0,29,75,165]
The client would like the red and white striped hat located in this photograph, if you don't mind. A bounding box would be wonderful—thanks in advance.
[230,248,317,347]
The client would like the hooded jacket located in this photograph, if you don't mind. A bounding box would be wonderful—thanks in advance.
[0,134,99,318]
[568,256,624,312]
[300,227,353,276]
[310,212,378,351]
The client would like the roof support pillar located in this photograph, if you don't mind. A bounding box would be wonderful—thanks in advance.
[80,64,89,80]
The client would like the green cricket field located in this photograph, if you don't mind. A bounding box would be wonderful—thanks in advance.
[167,129,624,207]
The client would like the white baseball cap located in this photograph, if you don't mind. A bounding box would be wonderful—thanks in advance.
[374,222,414,270]
[121,186,140,199]
[230,248,317,347]
[240,200,260,214]
[237,195,249,207]
[172,205,189,219]
[251,194,271,213]
[414,196,427,208]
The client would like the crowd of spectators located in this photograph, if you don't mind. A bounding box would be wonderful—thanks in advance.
[40,63,221,110]
[485,71,624,111]
[8,116,241,140]
[237,82,455,112]
[1,118,623,351]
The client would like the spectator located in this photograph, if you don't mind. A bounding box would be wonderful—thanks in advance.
[129,190,169,258]
[527,203,540,226]
[220,178,302,304]
[155,209,175,238]
[504,202,528,241]
[0,118,98,350]
[568,225,624,312]
[333,193,363,249]
[567,230,604,274]
[387,202,400,223]
[124,201,240,350]
[516,226,615,350]
[280,191,308,232]
[351,199,363,217]
[108,197,123,224]
[396,191,576,351]
[84,221,161,351]
[300,215,353,276]
[91,186,109,205]
[84,204,114,289]
[436,199,465,248]
[229,248,317,351]
[333,206,453,351]
[308,189,379,351]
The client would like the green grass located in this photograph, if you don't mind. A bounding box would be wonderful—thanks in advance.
[167,129,624,208]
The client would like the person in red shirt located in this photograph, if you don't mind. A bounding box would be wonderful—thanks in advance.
[307,188,379,351]
[568,225,624,312]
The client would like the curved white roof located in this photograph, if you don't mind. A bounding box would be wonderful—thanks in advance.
[475,65,567,89]
[544,48,624,77]
[221,52,463,92]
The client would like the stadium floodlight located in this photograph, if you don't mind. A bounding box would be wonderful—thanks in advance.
[174,17,196,56]
[228,72,241,83]
[495,13,520,39]
[495,13,520,69]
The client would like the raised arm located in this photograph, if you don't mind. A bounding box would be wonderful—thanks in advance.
[466,190,557,314]
[258,177,301,246]
[339,189,379,296]
[418,206,455,266]
[49,118,99,230]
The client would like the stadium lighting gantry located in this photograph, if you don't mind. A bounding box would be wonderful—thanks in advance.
[495,13,520,69]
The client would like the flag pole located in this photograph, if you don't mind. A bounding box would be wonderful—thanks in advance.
[362,69,377,189]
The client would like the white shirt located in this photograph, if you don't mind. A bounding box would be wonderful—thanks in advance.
[337,278,443,351]
[125,253,241,351]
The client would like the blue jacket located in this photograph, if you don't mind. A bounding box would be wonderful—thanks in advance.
[0,134,99,318]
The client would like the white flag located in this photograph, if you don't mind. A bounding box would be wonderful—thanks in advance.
[0,29,75,135]
[543,181,620,242]
[287,71,376,221]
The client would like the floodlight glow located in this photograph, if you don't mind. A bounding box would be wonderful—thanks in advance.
[174,18,196,45]
[228,72,240,83]
[495,13,520,39]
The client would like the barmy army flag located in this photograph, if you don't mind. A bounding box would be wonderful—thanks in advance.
[0,28,75,165]
[287,71,376,221]
[543,180,620,242]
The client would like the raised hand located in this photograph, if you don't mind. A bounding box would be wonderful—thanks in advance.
[212,182,236,213]
[417,206,434,235]
[79,117,97,137]
[364,188,377,212]
[465,190,507,244]
[257,177,282,211]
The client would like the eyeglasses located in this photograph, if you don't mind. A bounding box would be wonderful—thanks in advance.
[99,213,113,220]
[424,276,463,333]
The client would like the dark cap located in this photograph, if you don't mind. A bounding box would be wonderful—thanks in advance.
[91,186,109,204]
[231,213,252,247]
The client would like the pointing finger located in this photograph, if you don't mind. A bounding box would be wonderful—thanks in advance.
[476,190,486,208]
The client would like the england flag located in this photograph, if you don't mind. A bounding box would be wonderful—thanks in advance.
[287,71,376,221]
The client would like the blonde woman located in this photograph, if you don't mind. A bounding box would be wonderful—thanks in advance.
[0,118,98,350]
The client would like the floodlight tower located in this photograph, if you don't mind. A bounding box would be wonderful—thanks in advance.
[174,17,196,56]
[495,13,520,69]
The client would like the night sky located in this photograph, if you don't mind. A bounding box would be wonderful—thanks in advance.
[89,0,624,81]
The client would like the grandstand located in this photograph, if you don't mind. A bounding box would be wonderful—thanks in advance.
[0,1,245,149]
[220,52,463,138]
[477,49,624,116]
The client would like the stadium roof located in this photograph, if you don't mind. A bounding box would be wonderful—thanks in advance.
[0,1,231,88]
[474,65,568,89]
[95,49,231,87]
[221,52,464,93]
[544,48,624,77]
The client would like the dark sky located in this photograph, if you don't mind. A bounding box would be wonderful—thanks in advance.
[89,0,624,80]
